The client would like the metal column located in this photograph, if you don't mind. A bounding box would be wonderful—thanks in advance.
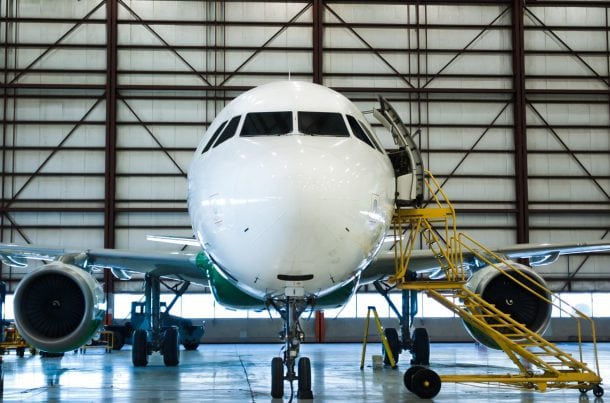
[103,0,118,323]
[512,0,529,243]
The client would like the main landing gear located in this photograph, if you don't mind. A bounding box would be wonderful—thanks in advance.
[131,274,180,367]
[373,280,430,366]
[269,297,313,399]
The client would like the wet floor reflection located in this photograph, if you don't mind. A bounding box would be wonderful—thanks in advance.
[0,343,608,402]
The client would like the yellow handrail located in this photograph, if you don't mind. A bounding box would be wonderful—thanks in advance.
[392,170,465,282]
[390,170,602,393]
[456,232,600,377]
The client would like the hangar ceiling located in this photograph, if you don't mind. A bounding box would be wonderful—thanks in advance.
[0,0,609,291]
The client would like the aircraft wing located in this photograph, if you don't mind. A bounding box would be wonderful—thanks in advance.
[0,243,209,285]
[361,240,610,284]
[4,239,609,287]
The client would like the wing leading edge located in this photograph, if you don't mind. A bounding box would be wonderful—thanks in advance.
[0,244,209,285]
[361,239,610,284]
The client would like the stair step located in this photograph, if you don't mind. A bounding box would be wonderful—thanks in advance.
[532,352,565,357]
[431,287,596,378]
[544,362,582,368]
[532,352,562,358]
[502,333,527,338]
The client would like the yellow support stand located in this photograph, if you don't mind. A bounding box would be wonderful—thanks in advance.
[80,330,114,354]
[360,306,396,369]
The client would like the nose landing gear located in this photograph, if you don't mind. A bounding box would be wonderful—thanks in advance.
[269,296,313,399]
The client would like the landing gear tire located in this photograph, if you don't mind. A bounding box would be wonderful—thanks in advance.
[410,368,441,399]
[271,357,284,398]
[382,327,400,366]
[297,357,313,399]
[162,327,180,367]
[593,385,604,397]
[40,351,64,358]
[403,365,425,392]
[410,327,430,365]
[183,342,199,351]
[16,347,25,358]
[132,329,148,367]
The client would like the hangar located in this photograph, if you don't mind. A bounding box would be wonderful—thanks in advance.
[0,0,609,401]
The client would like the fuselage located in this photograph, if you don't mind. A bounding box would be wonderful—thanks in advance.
[188,81,395,300]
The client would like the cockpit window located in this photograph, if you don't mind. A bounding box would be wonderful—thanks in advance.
[212,115,241,148]
[360,121,385,153]
[347,115,381,151]
[298,112,349,137]
[354,119,386,154]
[201,120,227,154]
[241,111,292,136]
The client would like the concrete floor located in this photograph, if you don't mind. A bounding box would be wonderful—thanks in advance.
[2,342,607,402]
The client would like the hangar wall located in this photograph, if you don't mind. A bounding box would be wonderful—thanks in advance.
[0,1,609,299]
[169,317,610,344]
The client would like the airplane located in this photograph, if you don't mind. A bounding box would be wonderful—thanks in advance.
[1,80,610,399]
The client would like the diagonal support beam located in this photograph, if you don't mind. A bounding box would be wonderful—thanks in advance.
[8,0,106,85]
[0,212,32,244]
[423,7,511,89]
[436,102,511,191]
[117,0,212,87]
[219,3,312,87]
[527,102,610,202]
[560,230,610,292]
[525,7,610,88]
[324,4,415,89]
[120,99,187,176]
[1,97,105,210]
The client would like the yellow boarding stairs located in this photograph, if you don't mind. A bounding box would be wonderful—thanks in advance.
[387,171,603,399]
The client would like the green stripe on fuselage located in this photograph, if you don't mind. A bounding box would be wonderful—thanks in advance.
[314,279,358,310]
[198,252,266,310]
[195,252,358,311]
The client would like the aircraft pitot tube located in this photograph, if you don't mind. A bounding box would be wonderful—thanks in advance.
[463,262,552,349]
[13,262,105,353]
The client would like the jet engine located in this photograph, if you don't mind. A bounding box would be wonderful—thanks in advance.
[13,262,105,353]
[464,262,552,349]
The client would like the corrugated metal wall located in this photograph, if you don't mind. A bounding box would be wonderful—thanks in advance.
[1,0,608,292]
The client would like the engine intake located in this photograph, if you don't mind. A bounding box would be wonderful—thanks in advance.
[464,262,552,349]
[14,262,105,353]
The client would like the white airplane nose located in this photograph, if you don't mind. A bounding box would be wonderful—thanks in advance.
[227,137,389,288]
[192,134,394,297]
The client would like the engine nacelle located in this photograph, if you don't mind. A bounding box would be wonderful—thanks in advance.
[464,262,552,349]
[14,262,105,353]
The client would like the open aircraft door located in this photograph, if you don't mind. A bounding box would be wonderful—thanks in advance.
[373,97,424,207]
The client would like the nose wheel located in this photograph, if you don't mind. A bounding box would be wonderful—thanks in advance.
[297,357,313,399]
[269,296,313,399]
[271,357,284,398]
[271,356,312,399]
